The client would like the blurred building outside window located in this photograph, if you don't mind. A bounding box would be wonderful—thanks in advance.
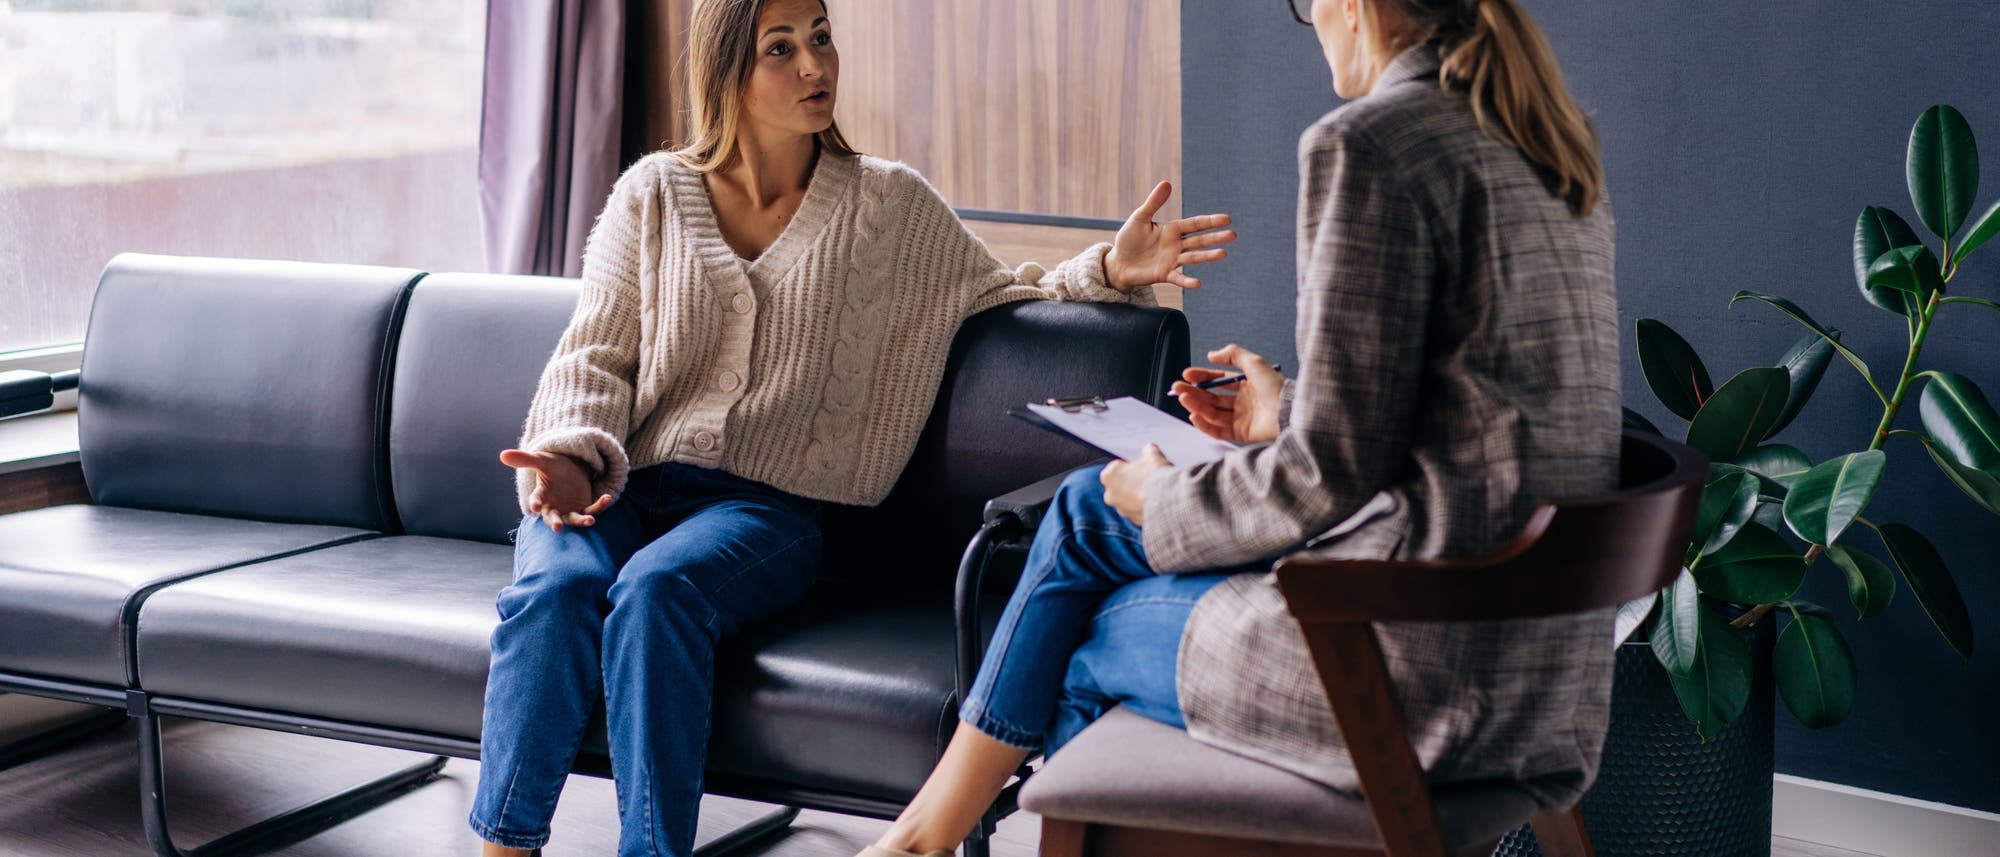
[0,0,486,354]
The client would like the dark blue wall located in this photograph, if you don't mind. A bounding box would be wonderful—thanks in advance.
[1182,0,1999,813]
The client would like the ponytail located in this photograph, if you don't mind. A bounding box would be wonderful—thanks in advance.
[1382,0,1603,216]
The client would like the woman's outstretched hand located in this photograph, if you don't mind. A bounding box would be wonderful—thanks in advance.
[1104,181,1235,292]
[500,448,612,532]
[1171,344,1285,445]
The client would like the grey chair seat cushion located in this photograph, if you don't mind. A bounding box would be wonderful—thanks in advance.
[1019,706,1540,849]
[0,504,370,686]
[133,538,966,803]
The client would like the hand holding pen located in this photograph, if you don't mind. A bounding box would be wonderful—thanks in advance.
[1168,344,1286,445]
[1182,363,1282,391]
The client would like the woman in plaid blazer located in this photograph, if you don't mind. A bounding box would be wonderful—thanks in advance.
[862,1,1619,854]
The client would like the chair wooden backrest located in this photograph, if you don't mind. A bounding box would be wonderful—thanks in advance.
[1272,429,1708,857]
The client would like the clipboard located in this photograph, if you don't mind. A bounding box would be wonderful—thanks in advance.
[1009,395,1241,466]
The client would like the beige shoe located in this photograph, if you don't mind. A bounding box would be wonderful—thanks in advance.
[855,846,954,857]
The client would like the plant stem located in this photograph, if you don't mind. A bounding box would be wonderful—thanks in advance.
[1732,285,1946,632]
[1868,291,1941,450]
[1940,296,2000,316]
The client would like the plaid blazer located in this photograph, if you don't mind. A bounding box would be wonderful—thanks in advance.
[1140,44,1622,808]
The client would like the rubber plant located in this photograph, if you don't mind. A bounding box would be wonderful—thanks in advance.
[1619,104,1991,739]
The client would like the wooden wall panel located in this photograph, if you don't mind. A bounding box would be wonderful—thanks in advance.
[0,463,89,516]
[626,0,698,160]
[822,0,1181,221]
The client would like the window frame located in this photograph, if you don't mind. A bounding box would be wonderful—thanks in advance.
[0,342,84,415]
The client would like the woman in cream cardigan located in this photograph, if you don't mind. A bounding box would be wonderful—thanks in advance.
[863,0,1621,855]
[470,1,1234,855]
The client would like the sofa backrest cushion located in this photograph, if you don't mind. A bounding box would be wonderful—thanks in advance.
[78,254,419,530]
[821,300,1191,587]
[386,280,1189,560]
[388,273,578,543]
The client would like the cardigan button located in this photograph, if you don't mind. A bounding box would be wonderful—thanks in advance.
[694,431,716,452]
[717,370,741,392]
[731,293,753,314]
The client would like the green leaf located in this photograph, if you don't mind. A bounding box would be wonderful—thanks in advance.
[1782,451,1887,547]
[1767,331,1836,438]
[1824,544,1896,619]
[1877,524,1975,660]
[1690,470,1759,559]
[1736,444,1812,496]
[1752,499,1786,533]
[1908,104,1979,241]
[1636,319,1714,421]
[1919,438,2000,516]
[1650,569,1701,677]
[1854,206,1924,316]
[1622,406,1662,436]
[1865,245,1946,302]
[1919,372,2000,470]
[1667,605,1753,741]
[1774,610,1858,729]
[1957,200,2000,263]
[1730,291,1875,393]
[1692,522,1805,605]
[1685,367,1791,463]
[1615,592,1658,647]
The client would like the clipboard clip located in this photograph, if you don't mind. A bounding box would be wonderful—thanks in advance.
[1044,395,1109,413]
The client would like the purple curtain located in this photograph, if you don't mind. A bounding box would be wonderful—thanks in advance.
[478,0,628,277]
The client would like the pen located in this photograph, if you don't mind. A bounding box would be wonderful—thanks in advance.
[1172,364,1283,395]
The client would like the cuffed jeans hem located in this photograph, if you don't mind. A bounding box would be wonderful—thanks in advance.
[958,702,1043,751]
[469,814,549,850]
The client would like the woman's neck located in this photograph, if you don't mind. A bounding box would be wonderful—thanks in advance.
[723,128,818,208]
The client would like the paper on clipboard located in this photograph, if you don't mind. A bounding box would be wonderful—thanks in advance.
[1024,396,1241,466]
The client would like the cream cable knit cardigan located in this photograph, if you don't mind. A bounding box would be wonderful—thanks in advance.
[516,151,1155,511]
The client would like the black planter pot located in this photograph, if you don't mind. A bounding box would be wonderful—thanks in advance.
[1494,616,1775,856]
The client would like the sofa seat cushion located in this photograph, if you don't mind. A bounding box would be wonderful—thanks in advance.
[0,505,371,686]
[135,540,966,804]
[135,535,510,739]
[1019,706,1541,849]
[683,582,963,803]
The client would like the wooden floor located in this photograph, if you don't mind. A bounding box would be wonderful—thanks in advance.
[0,715,1877,857]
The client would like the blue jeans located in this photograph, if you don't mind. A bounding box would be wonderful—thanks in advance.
[960,464,1270,756]
[470,463,823,857]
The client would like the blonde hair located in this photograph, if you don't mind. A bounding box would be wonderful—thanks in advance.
[670,0,858,173]
[1362,0,1603,216]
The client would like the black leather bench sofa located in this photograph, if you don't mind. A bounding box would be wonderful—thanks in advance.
[0,254,1190,856]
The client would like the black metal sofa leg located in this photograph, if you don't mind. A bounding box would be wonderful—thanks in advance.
[694,804,801,856]
[0,707,125,773]
[132,694,446,857]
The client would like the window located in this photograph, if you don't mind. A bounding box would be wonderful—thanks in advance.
[0,0,486,354]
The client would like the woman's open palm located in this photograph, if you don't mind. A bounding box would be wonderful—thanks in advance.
[1171,344,1285,445]
[1106,181,1235,292]
[500,448,612,532]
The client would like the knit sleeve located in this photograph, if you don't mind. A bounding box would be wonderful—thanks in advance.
[885,170,1156,319]
[513,162,652,513]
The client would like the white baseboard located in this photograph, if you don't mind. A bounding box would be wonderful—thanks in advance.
[1774,774,2000,857]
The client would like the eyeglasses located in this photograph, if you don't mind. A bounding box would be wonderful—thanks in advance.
[1289,0,1313,25]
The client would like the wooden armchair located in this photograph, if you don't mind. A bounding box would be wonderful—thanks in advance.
[1021,429,1707,857]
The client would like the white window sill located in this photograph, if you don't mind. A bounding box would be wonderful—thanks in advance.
[0,410,80,476]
